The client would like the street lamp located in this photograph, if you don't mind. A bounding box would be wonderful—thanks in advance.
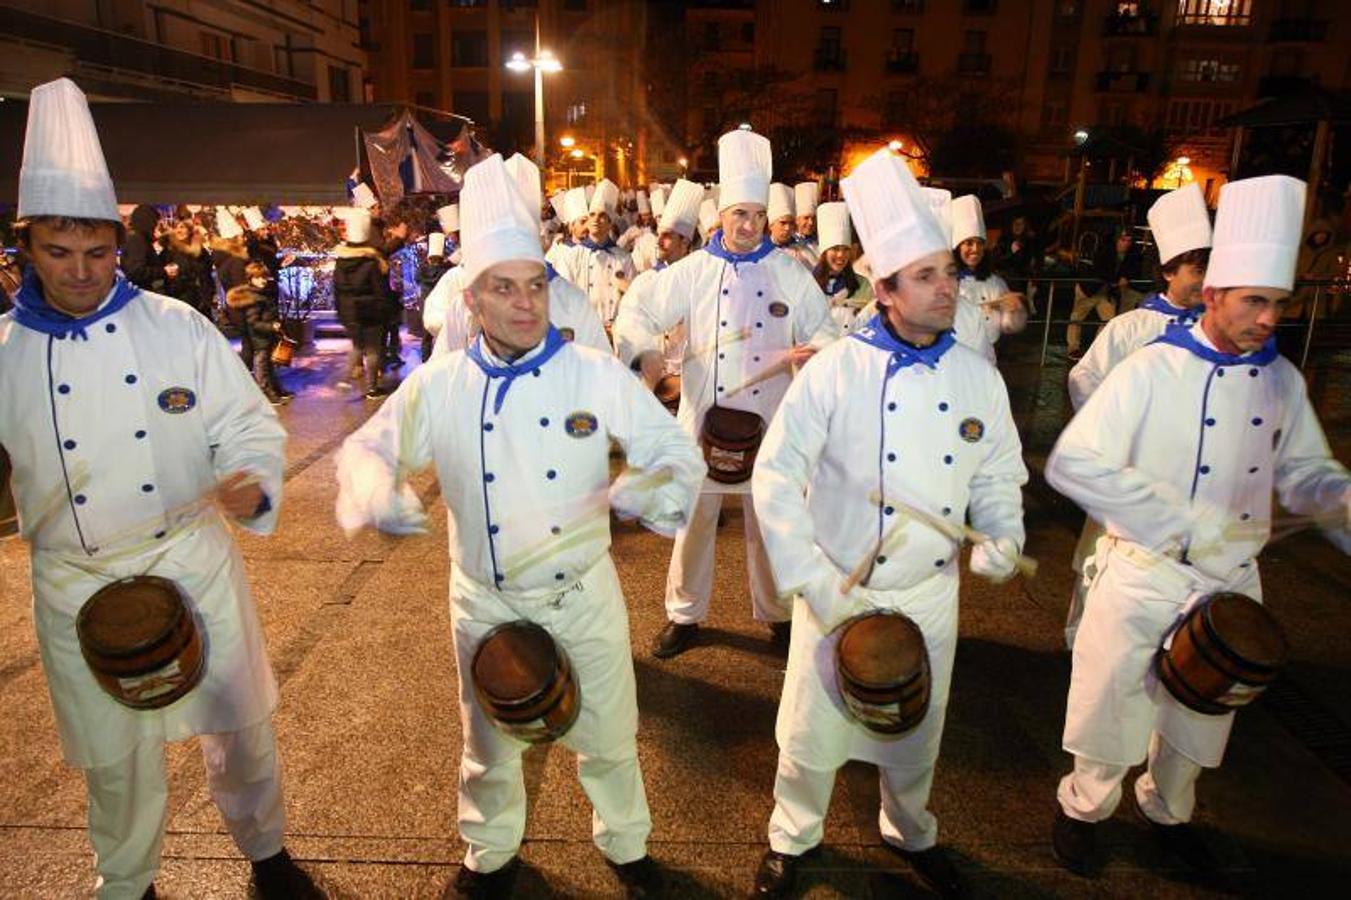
[560,135,576,148]
[1073,128,1090,146]
[887,139,904,153]
[506,48,563,167]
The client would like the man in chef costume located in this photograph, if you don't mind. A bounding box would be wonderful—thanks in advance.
[0,78,311,899]
[1060,183,1212,649]
[613,179,705,381]
[545,185,590,262]
[334,154,706,899]
[428,153,609,358]
[550,178,637,329]
[612,128,838,660]
[793,181,821,267]
[767,183,815,270]
[623,186,664,274]
[747,147,1027,900]
[617,189,655,251]
[1046,175,1350,876]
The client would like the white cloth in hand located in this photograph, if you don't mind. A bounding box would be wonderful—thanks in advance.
[373,483,428,535]
[609,467,684,538]
[800,570,882,633]
[970,536,1020,583]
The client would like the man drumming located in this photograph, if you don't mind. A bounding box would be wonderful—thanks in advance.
[334,154,705,899]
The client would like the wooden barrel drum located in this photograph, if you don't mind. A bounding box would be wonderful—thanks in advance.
[700,405,765,484]
[471,621,581,744]
[835,611,931,736]
[270,333,298,367]
[1155,592,1288,715]
[76,576,205,710]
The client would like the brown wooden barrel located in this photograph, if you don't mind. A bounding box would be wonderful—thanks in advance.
[471,621,580,744]
[76,576,205,710]
[835,611,931,736]
[1155,592,1288,716]
[654,374,681,415]
[270,334,297,367]
[0,445,16,538]
[700,405,765,484]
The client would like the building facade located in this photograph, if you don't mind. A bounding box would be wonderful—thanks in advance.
[0,0,364,103]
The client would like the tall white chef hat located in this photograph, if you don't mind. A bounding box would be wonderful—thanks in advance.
[1147,182,1211,267]
[584,183,596,207]
[919,187,953,247]
[562,187,589,224]
[636,190,651,214]
[649,186,667,218]
[548,191,567,220]
[427,232,446,259]
[816,201,852,250]
[705,184,721,207]
[794,182,819,216]
[503,153,542,225]
[18,78,118,222]
[698,198,720,238]
[717,129,772,211]
[460,153,545,287]
[589,178,619,216]
[841,149,949,281]
[437,204,460,234]
[767,183,795,223]
[215,206,244,240]
[658,178,704,241]
[950,194,986,247]
[242,206,266,231]
[1204,175,1305,292]
[351,181,378,209]
[344,207,373,244]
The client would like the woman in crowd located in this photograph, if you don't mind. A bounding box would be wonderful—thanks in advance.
[810,201,872,334]
[163,217,218,320]
[332,208,396,399]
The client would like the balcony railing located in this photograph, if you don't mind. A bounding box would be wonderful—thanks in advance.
[0,6,318,100]
[957,52,990,76]
[1102,12,1157,36]
[1094,70,1151,93]
[1267,18,1328,42]
[814,48,847,72]
[884,51,919,74]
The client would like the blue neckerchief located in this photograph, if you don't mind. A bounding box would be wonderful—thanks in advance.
[824,275,844,296]
[851,314,957,372]
[545,261,559,282]
[653,260,668,272]
[1140,292,1202,324]
[957,267,978,281]
[466,326,568,414]
[11,269,140,340]
[578,237,616,252]
[703,230,774,268]
[1150,321,1278,367]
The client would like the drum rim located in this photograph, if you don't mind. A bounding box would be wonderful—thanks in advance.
[1197,593,1289,674]
[472,620,568,709]
[835,611,929,691]
[1154,650,1236,716]
[76,575,191,660]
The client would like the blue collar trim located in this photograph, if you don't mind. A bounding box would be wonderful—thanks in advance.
[545,261,559,282]
[1150,321,1278,367]
[466,326,568,413]
[1140,292,1201,324]
[957,267,978,281]
[850,315,957,371]
[578,237,616,252]
[703,230,774,265]
[11,270,140,340]
[653,260,668,272]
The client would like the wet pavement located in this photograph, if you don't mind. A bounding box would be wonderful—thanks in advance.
[0,329,1348,899]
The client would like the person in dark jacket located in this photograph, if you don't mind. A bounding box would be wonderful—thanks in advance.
[225,262,289,405]
[1067,227,1144,357]
[121,204,168,293]
[210,209,255,369]
[332,209,395,398]
[163,218,217,319]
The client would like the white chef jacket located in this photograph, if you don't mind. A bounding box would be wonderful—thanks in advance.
[612,263,685,371]
[550,240,637,326]
[1047,322,1350,766]
[430,265,610,358]
[610,233,838,495]
[629,231,659,273]
[336,330,705,594]
[0,281,285,767]
[753,322,1027,769]
[1067,293,1201,409]
[953,273,1018,363]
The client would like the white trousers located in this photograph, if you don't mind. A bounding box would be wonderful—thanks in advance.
[459,741,651,874]
[1057,732,1203,826]
[85,720,286,899]
[767,752,939,857]
[664,491,786,625]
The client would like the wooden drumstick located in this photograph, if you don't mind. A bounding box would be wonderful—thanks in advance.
[864,490,1038,579]
[721,357,794,399]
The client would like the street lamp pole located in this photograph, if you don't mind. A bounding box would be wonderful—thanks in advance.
[506,38,562,171]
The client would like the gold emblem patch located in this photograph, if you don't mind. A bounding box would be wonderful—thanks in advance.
[958,417,984,443]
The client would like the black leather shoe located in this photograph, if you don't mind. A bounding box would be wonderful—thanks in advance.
[752,849,801,898]
[447,857,520,900]
[251,848,325,899]
[1148,820,1218,872]
[1051,807,1099,876]
[608,854,663,898]
[652,622,698,659]
[769,620,791,648]
[888,845,965,899]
